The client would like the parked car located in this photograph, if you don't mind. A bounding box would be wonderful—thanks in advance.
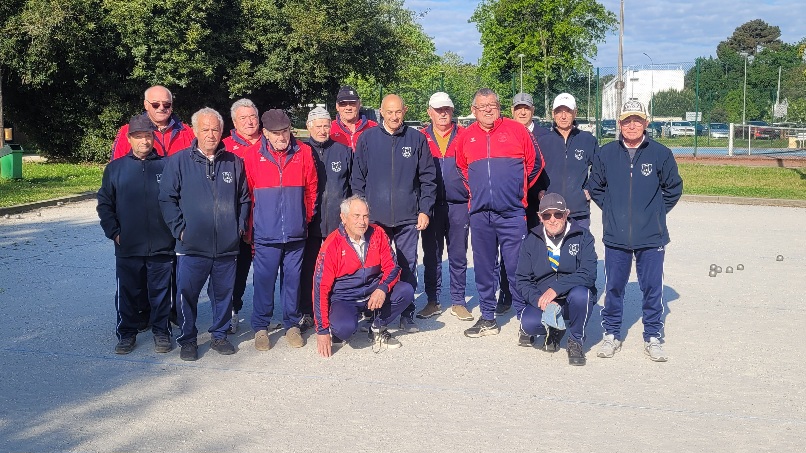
[646,121,663,138]
[600,119,617,137]
[709,123,730,139]
[576,118,596,135]
[694,123,709,136]
[663,121,695,137]
[747,120,777,139]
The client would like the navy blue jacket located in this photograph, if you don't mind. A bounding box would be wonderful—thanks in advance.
[306,137,353,237]
[538,125,598,218]
[351,124,437,227]
[587,134,683,249]
[97,151,175,257]
[159,140,251,257]
[515,220,597,306]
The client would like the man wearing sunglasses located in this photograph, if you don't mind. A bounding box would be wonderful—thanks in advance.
[515,193,597,366]
[330,85,377,151]
[588,100,682,362]
[111,85,195,160]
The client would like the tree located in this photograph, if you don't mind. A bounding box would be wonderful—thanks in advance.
[717,19,782,57]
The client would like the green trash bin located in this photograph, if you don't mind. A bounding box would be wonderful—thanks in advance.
[0,144,23,179]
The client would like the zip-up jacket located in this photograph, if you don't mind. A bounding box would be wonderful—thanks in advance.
[222,129,261,159]
[111,112,195,161]
[587,134,683,249]
[244,136,318,244]
[537,125,598,218]
[422,123,469,205]
[351,125,437,227]
[515,220,597,305]
[455,117,544,217]
[97,150,175,257]
[312,224,401,334]
[306,137,352,238]
[531,120,552,139]
[330,115,377,151]
[158,140,251,257]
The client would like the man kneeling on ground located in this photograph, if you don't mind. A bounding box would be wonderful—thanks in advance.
[515,193,597,366]
[313,195,414,357]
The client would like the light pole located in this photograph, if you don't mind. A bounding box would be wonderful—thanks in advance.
[740,51,754,125]
[642,52,654,122]
[518,53,525,93]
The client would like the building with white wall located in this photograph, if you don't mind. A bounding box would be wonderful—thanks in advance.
[602,67,685,120]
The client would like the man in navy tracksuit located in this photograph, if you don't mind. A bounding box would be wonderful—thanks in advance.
[159,108,251,361]
[588,100,682,362]
[416,92,473,322]
[300,106,352,331]
[351,94,437,332]
[515,193,597,366]
[97,115,175,355]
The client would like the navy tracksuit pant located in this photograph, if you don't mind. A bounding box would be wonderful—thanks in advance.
[328,282,414,341]
[421,203,469,307]
[175,254,236,345]
[115,255,173,340]
[470,211,527,321]
[251,240,304,331]
[379,224,419,318]
[232,238,253,314]
[299,236,325,317]
[519,286,595,343]
[602,245,666,342]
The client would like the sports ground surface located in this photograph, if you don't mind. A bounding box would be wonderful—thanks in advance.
[0,199,804,452]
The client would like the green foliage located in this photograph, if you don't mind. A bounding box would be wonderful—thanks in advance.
[652,89,695,119]
[717,19,782,57]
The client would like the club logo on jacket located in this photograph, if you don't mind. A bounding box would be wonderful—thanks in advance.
[401,147,412,158]
[156,174,162,184]
[222,171,233,183]
[470,137,477,143]
[575,149,585,160]
[641,163,653,176]
[497,133,509,143]
[331,161,342,172]
[568,244,579,256]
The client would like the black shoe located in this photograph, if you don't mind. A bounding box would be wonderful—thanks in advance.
[154,334,172,353]
[567,339,586,366]
[210,338,236,355]
[180,342,198,361]
[298,314,315,334]
[464,318,500,338]
[518,329,534,347]
[115,336,136,354]
[544,327,565,352]
[495,291,512,314]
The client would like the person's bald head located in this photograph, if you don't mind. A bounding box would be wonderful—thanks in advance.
[380,94,407,133]
[143,85,173,127]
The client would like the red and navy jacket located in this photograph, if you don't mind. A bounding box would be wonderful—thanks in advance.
[110,112,195,161]
[313,223,401,334]
[306,137,353,238]
[330,115,377,151]
[222,129,261,159]
[422,123,469,205]
[455,117,544,217]
[243,136,318,245]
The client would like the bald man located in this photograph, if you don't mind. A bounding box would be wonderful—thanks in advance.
[351,94,437,332]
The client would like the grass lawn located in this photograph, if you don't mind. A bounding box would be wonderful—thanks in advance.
[0,162,104,208]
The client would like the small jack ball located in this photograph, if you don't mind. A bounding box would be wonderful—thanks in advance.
[716,266,722,273]
[737,264,744,270]
[709,270,717,277]
[710,264,717,271]
[776,255,784,261]
[726,266,733,273]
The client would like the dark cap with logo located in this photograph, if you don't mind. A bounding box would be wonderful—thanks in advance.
[127,114,156,134]
[336,86,360,103]
[538,192,568,213]
[261,109,291,131]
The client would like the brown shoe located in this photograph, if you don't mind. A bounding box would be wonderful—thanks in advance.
[416,301,443,319]
[450,304,474,321]
[285,326,305,348]
[254,330,271,351]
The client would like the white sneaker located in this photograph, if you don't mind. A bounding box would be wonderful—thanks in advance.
[228,310,239,334]
[597,333,622,358]
[644,337,668,362]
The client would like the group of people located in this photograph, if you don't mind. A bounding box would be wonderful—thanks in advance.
[97,83,682,365]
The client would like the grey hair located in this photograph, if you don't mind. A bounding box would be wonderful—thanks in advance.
[144,85,173,102]
[340,195,369,215]
[472,88,500,107]
[230,98,258,120]
[191,107,224,130]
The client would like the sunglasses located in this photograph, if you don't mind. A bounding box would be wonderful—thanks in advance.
[148,101,172,109]
[540,211,566,221]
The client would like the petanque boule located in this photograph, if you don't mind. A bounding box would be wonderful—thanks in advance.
[716,266,722,273]
[737,264,744,270]
[709,270,717,277]
[726,266,733,273]
[776,255,784,261]
[710,264,717,271]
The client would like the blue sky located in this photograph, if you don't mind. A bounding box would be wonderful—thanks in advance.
[404,0,805,67]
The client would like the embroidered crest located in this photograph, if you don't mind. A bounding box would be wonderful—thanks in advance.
[401,147,413,158]
[497,133,508,143]
[222,171,233,183]
[156,173,162,184]
[574,149,584,160]
[331,161,342,172]
[641,163,653,176]
[569,244,579,256]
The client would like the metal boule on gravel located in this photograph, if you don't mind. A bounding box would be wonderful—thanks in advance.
[710,264,717,271]
[776,255,784,261]
[709,270,717,277]
[736,264,744,270]
[716,266,722,273]
[726,266,733,273]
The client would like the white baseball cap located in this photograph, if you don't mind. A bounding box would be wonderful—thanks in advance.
[429,92,454,109]
[552,93,577,111]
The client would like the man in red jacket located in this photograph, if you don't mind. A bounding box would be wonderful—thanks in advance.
[330,85,377,151]
[313,195,414,357]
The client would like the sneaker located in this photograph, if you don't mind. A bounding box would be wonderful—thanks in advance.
[211,338,236,355]
[398,314,419,333]
[544,327,564,353]
[153,334,172,353]
[370,327,402,349]
[115,336,136,354]
[228,310,239,334]
[517,329,534,347]
[180,342,198,361]
[567,339,586,366]
[597,333,622,358]
[450,304,474,321]
[416,301,442,319]
[644,337,668,362]
[298,314,315,333]
[254,330,271,351]
[331,334,347,347]
[285,326,305,348]
[463,318,500,338]
[496,291,512,314]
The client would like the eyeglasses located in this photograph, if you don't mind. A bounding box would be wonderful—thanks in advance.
[473,104,499,111]
[540,211,566,221]
[148,101,172,109]
[337,101,358,107]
